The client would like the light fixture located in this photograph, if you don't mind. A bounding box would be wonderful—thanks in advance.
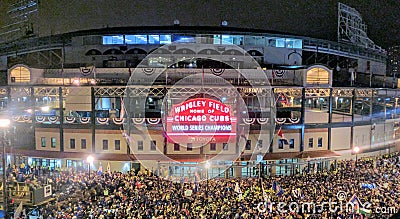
[0,119,10,128]
[174,19,180,26]
[205,160,211,169]
[86,155,95,178]
[41,106,50,112]
[87,155,94,163]
[73,79,80,85]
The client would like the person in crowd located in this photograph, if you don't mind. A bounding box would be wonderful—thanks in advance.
[6,152,400,219]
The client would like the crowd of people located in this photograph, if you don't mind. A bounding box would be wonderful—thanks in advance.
[7,152,400,219]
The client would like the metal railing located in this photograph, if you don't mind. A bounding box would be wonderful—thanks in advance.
[302,37,387,62]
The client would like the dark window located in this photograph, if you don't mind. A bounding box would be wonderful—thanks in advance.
[115,140,121,150]
[308,138,313,148]
[289,139,295,149]
[150,140,156,151]
[103,140,108,150]
[318,137,323,147]
[51,137,56,148]
[257,140,263,149]
[222,143,228,150]
[245,140,251,150]
[41,137,46,147]
[81,139,87,149]
[278,139,284,149]
[70,139,75,149]
[187,143,192,151]
[138,141,143,151]
[210,143,216,151]
[174,143,180,151]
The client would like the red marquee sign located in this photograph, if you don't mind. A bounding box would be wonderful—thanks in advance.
[166,98,237,143]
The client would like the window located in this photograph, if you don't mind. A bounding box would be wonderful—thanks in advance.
[159,34,171,44]
[174,143,180,151]
[148,34,172,44]
[278,139,284,149]
[148,35,160,44]
[222,143,228,151]
[10,66,31,83]
[51,137,56,148]
[213,35,221,44]
[306,67,330,86]
[187,143,192,151]
[125,35,148,44]
[210,143,216,151]
[70,139,75,149]
[102,35,124,44]
[138,141,143,151]
[115,140,121,150]
[289,139,295,149]
[308,138,314,148]
[275,38,285,47]
[257,140,263,149]
[173,34,195,43]
[244,36,265,46]
[81,139,87,149]
[41,137,46,147]
[245,140,251,150]
[150,140,156,151]
[221,35,243,45]
[318,137,323,147]
[103,140,108,150]
[285,38,302,49]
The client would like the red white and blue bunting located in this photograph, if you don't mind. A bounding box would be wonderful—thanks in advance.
[211,68,225,76]
[142,68,155,75]
[48,116,58,123]
[97,118,109,125]
[131,118,162,125]
[65,116,76,123]
[80,117,90,124]
[288,117,300,124]
[275,118,286,124]
[243,118,255,125]
[273,70,285,78]
[112,118,125,125]
[275,117,301,124]
[36,116,45,123]
[257,118,269,124]
[132,118,145,124]
[80,65,95,76]
[12,116,31,123]
[147,118,161,124]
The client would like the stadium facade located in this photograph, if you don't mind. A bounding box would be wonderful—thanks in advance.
[0,3,397,178]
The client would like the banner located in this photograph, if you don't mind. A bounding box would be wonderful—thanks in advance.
[166,98,237,143]
[44,185,52,197]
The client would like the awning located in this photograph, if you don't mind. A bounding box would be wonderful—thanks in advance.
[294,150,341,159]
[10,148,341,162]
[260,150,341,160]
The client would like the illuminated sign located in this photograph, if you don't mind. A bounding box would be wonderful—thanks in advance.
[166,98,237,143]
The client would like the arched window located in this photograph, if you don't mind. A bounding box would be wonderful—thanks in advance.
[10,66,31,84]
[306,67,330,86]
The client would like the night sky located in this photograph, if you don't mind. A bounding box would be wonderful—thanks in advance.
[1,0,399,49]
